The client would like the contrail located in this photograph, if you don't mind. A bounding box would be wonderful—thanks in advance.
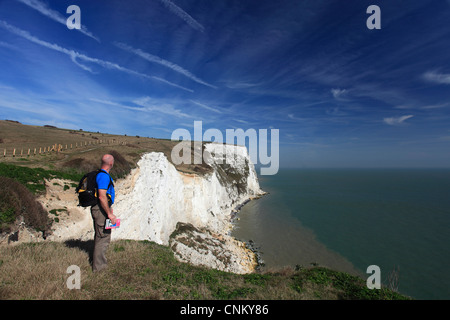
[157,0,205,32]
[115,42,216,89]
[16,0,100,42]
[189,100,223,114]
[0,20,193,92]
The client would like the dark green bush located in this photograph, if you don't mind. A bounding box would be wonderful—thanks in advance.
[0,177,51,234]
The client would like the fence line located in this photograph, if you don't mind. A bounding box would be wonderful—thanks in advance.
[2,138,127,158]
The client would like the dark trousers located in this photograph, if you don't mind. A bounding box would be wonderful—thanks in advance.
[91,204,111,272]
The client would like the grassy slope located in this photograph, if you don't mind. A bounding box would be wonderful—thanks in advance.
[0,240,409,300]
[0,121,410,300]
[0,120,211,176]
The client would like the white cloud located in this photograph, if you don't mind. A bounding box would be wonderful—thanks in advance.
[331,88,347,99]
[91,97,192,119]
[423,71,450,85]
[0,82,106,128]
[394,102,449,110]
[88,98,138,111]
[287,113,306,122]
[189,100,222,113]
[0,20,193,92]
[157,0,205,32]
[114,42,215,89]
[133,96,192,118]
[223,80,260,89]
[149,76,194,92]
[383,115,414,125]
[16,0,99,42]
[421,103,449,110]
[0,41,17,50]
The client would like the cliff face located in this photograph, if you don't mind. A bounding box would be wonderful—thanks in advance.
[110,143,264,273]
[113,143,264,245]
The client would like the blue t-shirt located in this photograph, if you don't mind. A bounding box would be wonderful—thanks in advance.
[96,170,115,204]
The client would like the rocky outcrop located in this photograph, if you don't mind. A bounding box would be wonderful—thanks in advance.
[169,222,257,274]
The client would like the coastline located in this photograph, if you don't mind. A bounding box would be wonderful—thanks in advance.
[229,192,268,270]
[230,174,363,277]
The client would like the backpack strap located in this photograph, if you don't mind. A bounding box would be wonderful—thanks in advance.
[98,169,114,189]
[97,169,114,206]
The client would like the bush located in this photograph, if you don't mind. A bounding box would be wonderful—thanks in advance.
[109,150,131,179]
[62,158,97,174]
[62,151,131,179]
[0,177,51,234]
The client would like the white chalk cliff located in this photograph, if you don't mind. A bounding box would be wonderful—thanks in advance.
[113,143,263,242]
[111,143,265,273]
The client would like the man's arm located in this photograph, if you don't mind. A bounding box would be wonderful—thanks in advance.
[98,189,117,224]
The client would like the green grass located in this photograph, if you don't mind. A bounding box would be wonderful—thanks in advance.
[0,207,16,231]
[0,207,16,224]
[290,266,408,300]
[0,163,81,194]
[0,240,411,300]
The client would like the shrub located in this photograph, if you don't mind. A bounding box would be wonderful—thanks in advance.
[109,150,131,179]
[62,151,131,179]
[0,177,51,234]
[62,158,97,174]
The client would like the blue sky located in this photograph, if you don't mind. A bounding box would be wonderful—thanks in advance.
[1,0,450,168]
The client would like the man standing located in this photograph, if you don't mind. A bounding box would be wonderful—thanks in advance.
[91,154,117,272]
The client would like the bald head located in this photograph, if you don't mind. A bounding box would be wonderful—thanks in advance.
[101,154,114,172]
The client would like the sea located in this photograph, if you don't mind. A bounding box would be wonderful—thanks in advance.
[232,168,450,300]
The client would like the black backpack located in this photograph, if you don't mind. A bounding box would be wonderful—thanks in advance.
[76,169,113,207]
